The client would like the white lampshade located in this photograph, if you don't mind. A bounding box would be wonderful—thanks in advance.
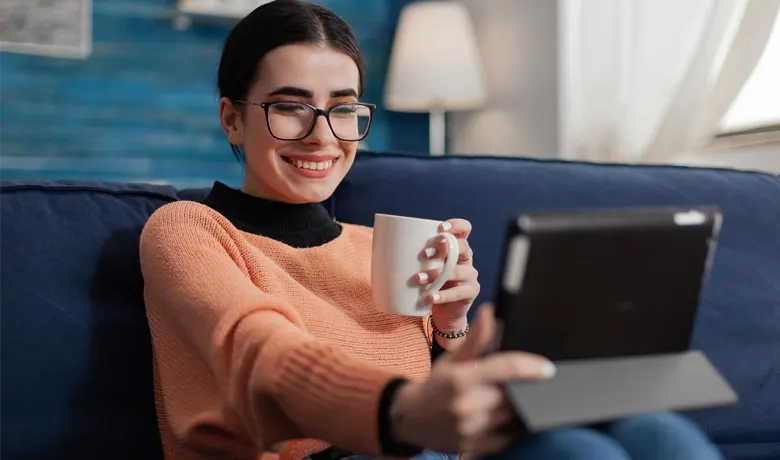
[384,1,487,112]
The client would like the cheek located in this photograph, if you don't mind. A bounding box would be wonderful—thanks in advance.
[338,142,358,172]
[242,113,281,158]
[339,140,358,159]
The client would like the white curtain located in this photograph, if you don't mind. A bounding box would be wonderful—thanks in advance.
[558,0,780,164]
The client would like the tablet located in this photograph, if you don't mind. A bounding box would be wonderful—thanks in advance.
[495,205,722,360]
[493,206,738,431]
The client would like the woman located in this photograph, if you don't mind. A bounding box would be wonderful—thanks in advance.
[139,1,723,460]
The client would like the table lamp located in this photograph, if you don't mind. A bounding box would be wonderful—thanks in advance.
[384,1,487,155]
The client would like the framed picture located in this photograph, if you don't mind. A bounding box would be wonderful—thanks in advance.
[173,0,274,31]
[0,0,92,59]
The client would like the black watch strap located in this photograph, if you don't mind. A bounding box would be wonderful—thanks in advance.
[377,378,424,457]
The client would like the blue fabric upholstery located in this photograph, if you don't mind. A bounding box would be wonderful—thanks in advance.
[1,153,778,459]
[333,153,780,459]
[0,181,179,459]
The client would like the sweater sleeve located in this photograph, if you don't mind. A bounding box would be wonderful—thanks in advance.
[139,202,401,456]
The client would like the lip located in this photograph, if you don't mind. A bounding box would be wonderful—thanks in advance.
[281,154,338,162]
[281,155,338,179]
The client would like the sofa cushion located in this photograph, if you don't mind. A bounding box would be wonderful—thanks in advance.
[333,153,780,458]
[0,180,181,459]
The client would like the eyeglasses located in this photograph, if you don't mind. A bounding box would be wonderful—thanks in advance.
[235,100,375,142]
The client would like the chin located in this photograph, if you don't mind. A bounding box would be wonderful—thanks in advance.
[285,185,336,204]
[302,193,333,204]
[281,173,343,203]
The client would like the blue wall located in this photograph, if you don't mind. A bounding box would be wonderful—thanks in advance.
[0,0,429,187]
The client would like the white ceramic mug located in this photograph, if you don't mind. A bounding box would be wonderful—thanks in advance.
[372,213,460,316]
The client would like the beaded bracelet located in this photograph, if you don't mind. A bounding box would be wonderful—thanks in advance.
[429,315,469,339]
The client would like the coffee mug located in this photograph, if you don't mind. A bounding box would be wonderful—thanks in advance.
[372,213,460,316]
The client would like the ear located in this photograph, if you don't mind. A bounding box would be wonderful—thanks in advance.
[219,97,244,147]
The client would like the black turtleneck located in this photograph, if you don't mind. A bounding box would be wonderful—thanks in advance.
[202,181,341,248]
[200,181,443,458]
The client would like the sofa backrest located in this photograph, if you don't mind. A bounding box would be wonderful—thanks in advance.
[0,181,180,459]
[2,153,779,459]
[334,153,780,458]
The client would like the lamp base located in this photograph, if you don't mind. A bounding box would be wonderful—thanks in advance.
[429,109,446,156]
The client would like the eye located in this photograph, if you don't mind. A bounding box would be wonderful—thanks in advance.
[331,104,358,116]
[273,103,307,114]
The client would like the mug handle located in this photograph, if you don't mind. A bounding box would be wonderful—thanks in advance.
[426,232,460,295]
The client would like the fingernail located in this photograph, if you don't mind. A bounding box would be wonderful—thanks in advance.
[431,293,441,303]
[541,361,557,379]
[441,221,452,231]
[417,272,429,283]
[424,247,436,258]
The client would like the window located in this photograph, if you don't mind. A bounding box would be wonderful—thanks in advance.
[719,12,780,133]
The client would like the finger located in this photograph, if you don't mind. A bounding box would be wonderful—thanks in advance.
[458,389,517,430]
[455,391,523,453]
[430,281,479,305]
[447,303,496,363]
[456,388,517,432]
[424,237,454,261]
[441,218,473,238]
[484,400,517,432]
[455,384,505,414]
[426,236,473,264]
[461,396,519,438]
[464,352,557,384]
[458,238,473,264]
[415,264,477,285]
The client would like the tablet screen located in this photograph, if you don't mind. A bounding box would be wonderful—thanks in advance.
[495,206,721,361]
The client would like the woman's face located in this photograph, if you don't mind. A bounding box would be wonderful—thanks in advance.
[219,43,362,203]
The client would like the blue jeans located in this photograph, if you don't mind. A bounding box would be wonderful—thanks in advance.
[483,412,723,460]
[346,412,722,460]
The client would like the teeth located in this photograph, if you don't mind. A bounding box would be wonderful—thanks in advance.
[292,159,332,170]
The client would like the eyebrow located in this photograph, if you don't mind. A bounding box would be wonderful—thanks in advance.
[267,86,358,98]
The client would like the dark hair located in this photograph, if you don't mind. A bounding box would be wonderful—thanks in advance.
[217,0,366,161]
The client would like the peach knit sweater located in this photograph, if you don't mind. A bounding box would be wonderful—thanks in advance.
[140,201,433,460]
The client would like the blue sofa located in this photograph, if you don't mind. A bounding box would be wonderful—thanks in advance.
[2,152,779,459]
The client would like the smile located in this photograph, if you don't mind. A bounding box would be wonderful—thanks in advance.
[281,155,338,178]
[283,157,334,170]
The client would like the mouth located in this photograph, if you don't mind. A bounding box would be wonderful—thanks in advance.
[281,155,338,178]
[282,156,336,170]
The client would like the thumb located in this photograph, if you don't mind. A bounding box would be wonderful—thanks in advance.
[446,303,496,363]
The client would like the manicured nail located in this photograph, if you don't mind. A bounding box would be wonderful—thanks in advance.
[424,247,436,258]
[417,272,429,283]
[541,361,557,379]
[431,293,441,303]
[441,221,452,231]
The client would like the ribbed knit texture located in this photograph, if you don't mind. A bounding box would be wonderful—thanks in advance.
[140,201,433,460]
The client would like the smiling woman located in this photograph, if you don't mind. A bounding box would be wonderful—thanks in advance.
[138,2,724,460]
[140,2,487,458]
[211,2,377,204]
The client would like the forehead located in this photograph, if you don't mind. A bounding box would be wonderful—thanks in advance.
[253,43,360,94]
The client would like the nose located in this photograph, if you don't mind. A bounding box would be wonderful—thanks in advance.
[304,114,336,145]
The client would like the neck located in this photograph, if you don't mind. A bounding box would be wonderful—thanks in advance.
[202,181,341,248]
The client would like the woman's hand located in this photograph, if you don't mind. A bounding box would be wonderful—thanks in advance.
[390,305,556,454]
[418,218,479,345]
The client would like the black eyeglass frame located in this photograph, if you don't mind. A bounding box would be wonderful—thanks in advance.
[234,99,376,142]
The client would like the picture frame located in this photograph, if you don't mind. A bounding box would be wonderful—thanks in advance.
[0,0,92,59]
